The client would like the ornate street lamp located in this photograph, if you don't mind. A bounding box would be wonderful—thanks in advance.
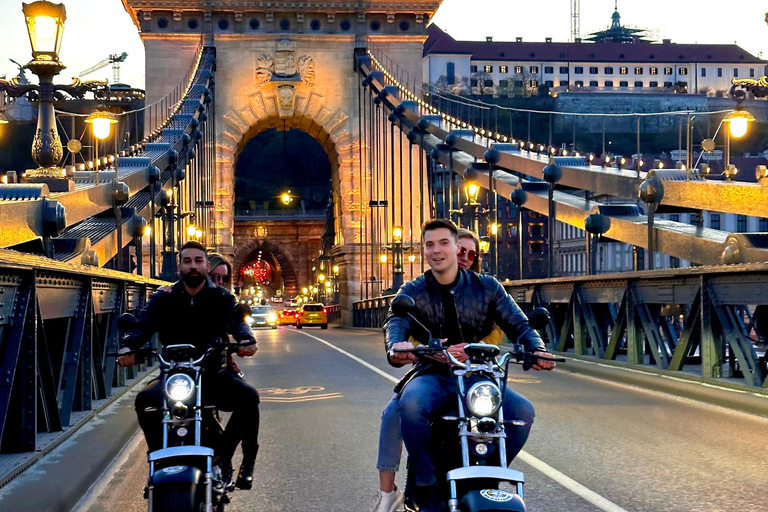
[0,1,108,191]
[85,107,117,183]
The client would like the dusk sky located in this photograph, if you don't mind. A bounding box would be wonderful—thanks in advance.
[0,0,766,89]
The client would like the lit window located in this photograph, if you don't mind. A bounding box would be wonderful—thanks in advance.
[484,65,493,73]
[515,66,523,74]
[664,67,673,75]
[500,65,508,73]
[679,67,688,75]
[634,67,643,75]
[620,67,628,75]
[529,66,539,73]
[650,67,658,75]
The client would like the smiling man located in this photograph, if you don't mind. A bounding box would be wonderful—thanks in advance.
[383,219,555,512]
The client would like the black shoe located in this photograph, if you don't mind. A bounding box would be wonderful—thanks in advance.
[235,461,255,490]
[214,460,234,492]
[413,484,442,512]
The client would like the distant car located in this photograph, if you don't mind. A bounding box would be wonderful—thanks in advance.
[277,308,297,326]
[271,296,284,303]
[247,305,277,329]
[296,304,327,329]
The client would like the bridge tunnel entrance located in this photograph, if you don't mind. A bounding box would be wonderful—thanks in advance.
[231,128,332,301]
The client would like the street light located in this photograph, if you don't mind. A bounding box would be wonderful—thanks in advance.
[281,190,293,205]
[0,1,107,192]
[186,224,197,238]
[723,109,754,139]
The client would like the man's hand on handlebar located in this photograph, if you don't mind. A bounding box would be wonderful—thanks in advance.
[531,350,556,371]
[444,342,469,363]
[390,341,417,364]
[237,340,258,357]
[117,347,135,367]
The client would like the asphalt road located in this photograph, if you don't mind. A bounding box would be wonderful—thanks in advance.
[75,326,768,512]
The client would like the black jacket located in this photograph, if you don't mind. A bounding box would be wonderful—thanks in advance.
[124,279,255,370]
[383,269,545,384]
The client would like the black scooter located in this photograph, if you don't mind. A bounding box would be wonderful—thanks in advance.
[112,313,255,512]
[389,295,563,512]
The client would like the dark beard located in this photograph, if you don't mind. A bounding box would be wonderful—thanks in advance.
[182,272,206,288]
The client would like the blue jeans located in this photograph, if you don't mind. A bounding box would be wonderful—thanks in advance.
[399,373,535,487]
[376,394,403,472]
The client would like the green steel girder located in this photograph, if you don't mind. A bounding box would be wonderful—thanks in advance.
[668,290,702,371]
[605,292,628,361]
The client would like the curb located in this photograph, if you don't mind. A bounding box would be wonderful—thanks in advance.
[556,353,768,417]
[0,367,157,490]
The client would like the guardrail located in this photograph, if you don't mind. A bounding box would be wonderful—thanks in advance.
[0,249,165,456]
[326,304,342,324]
[352,264,768,388]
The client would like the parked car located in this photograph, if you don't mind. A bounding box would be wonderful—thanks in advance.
[296,304,328,329]
[248,305,277,329]
[277,308,297,326]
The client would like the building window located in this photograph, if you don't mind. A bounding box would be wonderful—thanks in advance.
[498,79,508,88]
[733,68,738,78]
[670,214,680,222]
[560,66,568,73]
[559,80,568,86]
[670,257,680,269]
[544,66,553,74]
[759,218,768,231]
[710,214,720,230]
[470,79,478,87]
[515,80,524,87]
[634,81,643,87]
[664,67,673,75]
[471,65,478,73]
[689,214,698,225]
[604,66,614,74]
[634,67,643,75]
[529,79,538,87]
[751,68,756,78]
[484,65,493,73]
[737,215,747,232]
[545,80,554,87]
[530,66,539,73]
[484,79,494,87]
[446,62,455,85]
[589,80,598,87]
[650,67,658,75]
[605,80,614,87]
[500,65,508,73]
[589,66,598,74]
[701,68,706,77]
[717,68,723,77]
[574,66,584,74]
[664,81,673,88]
[619,81,628,87]
[620,67,628,75]
[515,66,523,74]
[649,81,658,87]
[575,80,584,87]
[679,67,688,75]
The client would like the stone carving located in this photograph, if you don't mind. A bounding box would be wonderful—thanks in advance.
[215,187,230,196]
[253,39,315,88]
[277,85,295,115]
[254,226,268,238]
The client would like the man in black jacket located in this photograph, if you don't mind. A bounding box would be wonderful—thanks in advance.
[385,219,555,512]
[117,241,259,477]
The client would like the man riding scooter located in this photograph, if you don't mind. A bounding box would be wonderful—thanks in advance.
[385,219,556,512]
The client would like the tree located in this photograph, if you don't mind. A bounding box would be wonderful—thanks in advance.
[470,71,494,98]
[431,75,471,96]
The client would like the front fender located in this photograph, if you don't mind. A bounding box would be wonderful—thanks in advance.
[461,489,526,512]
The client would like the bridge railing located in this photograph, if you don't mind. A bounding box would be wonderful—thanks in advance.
[326,304,342,324]
[353,264,768,388]
[0,249,165,458]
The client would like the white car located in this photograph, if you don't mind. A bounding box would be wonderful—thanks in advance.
[247,305,277,329]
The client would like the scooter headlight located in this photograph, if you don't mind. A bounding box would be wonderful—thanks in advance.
[466,382,502,417]
[165,374,195,402]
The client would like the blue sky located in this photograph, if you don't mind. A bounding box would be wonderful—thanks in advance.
[0,0,766,89]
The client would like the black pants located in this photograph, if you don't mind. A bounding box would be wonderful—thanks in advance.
[135,370,260,458]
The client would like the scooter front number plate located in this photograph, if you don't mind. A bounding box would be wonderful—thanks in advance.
[480,489,515,503]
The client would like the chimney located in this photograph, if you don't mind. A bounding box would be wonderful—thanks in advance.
[545,37,552,43]
[515,37,523,42]
[575,37,582,43]
[486,36,493,42]
[662,39,671,44]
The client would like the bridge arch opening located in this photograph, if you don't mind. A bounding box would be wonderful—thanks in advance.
[232,239,300,298]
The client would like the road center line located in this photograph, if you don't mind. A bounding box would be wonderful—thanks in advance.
[297,330,629,512]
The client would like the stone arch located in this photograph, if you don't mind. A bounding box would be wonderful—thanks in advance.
[214,83,361,252]
[232,238,299,296]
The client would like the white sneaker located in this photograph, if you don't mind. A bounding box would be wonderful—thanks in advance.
[369,488,405,512]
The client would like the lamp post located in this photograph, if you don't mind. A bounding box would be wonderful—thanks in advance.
[542,162,562,278]
[510,188,528,280]
[85,107,117,185]
[332,264,340,304]
[159,187,177,280]
[638,174,664,270]
[463,168,481,233]
[387,225,410,291]
[0,1,108,192]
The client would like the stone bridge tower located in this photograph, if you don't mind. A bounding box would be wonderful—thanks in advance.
[122,1,442,322]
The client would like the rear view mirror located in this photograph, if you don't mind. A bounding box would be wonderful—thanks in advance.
[117,313,140,333]
[527,307,551,330]
[391,294,416,318]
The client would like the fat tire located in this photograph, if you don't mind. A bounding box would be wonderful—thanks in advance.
[154,485,201,512]
[321,324,328,329]
[297,324,303,329]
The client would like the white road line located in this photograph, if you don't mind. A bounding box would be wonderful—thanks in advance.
[297,330,629,512]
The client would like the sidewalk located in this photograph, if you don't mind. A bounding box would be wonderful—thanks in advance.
[0,370,156,512]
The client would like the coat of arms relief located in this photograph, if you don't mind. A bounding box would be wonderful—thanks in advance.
[254,39,315,88]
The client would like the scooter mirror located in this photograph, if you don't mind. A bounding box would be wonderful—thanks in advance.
[117,313,140,333]
[528,307,551,330]
[391,294,416,318]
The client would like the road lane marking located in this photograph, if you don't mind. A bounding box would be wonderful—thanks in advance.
[262,392,345,403]
[297,330,630,512]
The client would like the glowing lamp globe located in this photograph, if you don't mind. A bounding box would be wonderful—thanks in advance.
[85,110,118,140]
[23,1,67,61]
[724,110,754,139]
